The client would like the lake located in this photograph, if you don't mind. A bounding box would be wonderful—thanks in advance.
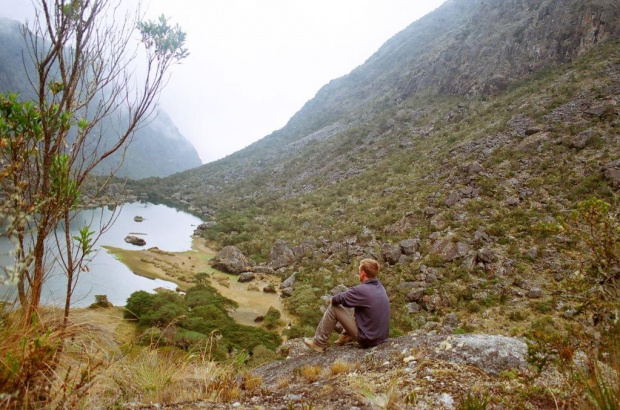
[0,202,203,307]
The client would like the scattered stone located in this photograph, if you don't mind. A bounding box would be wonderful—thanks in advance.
[424,207,438,218]
[477,248,496,264]
[464,161,484,175]
[407,288,426,303]
[238,272,256,283]
[506,196,520,206]
[264,284,278,294]
[517,132,549,152]
[603,159,620,189]
[445,191,460,207]
[398,281,426,290]
[400,238,421,255]
[525,127,541,136]
[195,222,216,231]
[407,302,421,314]
[253,265,275,275]
[512,278,528,289]
[134,216,144,222]
[280,273,296,290]
[527,287,543,299]
[443,313,460,328]
[431,237,470,262]
[526,247,538,259]
[422,294,443,312]
[566,129,595,149]
[584,106,607,118]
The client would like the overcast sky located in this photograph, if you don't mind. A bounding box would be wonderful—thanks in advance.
[1,0,446,163]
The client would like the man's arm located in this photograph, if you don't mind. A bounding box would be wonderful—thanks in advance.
[332,286,367,308]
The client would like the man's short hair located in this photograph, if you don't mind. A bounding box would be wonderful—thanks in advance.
[360,258,380,278]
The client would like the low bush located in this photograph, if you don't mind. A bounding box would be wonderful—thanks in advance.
[125,285,282,354]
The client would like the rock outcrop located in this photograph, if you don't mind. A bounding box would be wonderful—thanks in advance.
[269,239,296,269]
[211,246,252,274]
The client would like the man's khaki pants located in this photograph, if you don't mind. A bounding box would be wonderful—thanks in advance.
[313,304,358,348]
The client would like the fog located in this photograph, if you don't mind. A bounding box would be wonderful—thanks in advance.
[1,0,446,163]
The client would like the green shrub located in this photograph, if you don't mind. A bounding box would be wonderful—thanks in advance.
[124,291,155,320]
[263,307,282,330]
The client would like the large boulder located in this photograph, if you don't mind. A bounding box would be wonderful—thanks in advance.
[432,334,529,375]
[280,272,296,291]
[400,238,421,255]
[382,243,402,265]
[269,239,296,269]
[211,246,251,274]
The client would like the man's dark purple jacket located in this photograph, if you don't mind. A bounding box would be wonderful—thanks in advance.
[331,278,390,347]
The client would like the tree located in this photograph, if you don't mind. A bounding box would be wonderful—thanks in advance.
[0,0,188,324]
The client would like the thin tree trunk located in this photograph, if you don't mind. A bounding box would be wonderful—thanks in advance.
[63,210,73,327]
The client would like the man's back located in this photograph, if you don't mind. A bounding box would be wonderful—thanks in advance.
[332,279,390,347]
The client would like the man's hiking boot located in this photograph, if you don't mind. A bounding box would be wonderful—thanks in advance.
[334,334,352,346]
[303,337,325,353]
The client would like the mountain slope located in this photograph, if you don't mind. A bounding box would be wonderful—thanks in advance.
[138,0,619,211]
[0,17,202,179]
[127,1,620,406]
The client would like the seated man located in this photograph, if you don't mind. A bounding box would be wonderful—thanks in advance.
[304,258,390,352]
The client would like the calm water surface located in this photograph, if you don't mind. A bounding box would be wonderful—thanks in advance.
[0,202,203,307]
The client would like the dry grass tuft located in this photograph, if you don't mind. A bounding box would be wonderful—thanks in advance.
[241,372,263,393]
[299,364,322,383]
[330,359,355,375]
[276,376,291,389]
[90,340,242,406]
[0,307,119,408]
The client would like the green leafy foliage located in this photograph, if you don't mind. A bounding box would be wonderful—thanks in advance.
[125,285,281,353]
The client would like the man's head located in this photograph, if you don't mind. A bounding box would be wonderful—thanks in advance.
[358,258,380,281]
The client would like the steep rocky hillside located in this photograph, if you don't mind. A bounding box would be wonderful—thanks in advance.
[137,0,619,211]
[0,17,202,179]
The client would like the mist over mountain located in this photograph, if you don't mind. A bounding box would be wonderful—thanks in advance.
[0,17,202,179]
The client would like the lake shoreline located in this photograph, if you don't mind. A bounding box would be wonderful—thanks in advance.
[105,237,292,328]
[103,236,214,291]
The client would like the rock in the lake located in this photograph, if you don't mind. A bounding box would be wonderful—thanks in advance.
[124,235,146,246]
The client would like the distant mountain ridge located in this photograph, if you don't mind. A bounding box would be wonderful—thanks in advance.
[0,17,202,179]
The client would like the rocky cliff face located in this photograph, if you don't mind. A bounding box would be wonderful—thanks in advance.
[285,0,620,131]
[0,17,202,180]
